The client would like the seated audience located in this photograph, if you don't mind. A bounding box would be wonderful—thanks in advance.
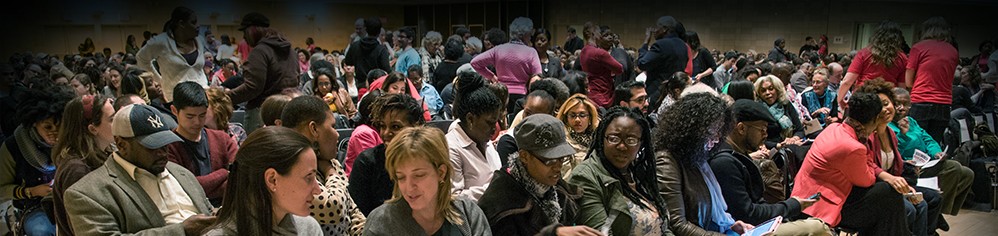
[52,94,115,236]
[1,84,74,236]
[571,107,671,235]
[790,92,907,235]
[652,71,691,115]
[64,104,215,235]
[447,71,504,201]
[710,99,831,235]
[164,82,239,206]
[857,79,942,236]
[656,93,755,235]
[350,94,426,215]
[203,127,322,235]
[478,114,598,235]
[281,95,366,234]
[889,87,974,217]
[363,127,491,235]
[555,94,600,179]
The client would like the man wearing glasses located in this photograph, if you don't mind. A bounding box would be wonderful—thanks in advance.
[613,80,649,115]
[478,114,601,236]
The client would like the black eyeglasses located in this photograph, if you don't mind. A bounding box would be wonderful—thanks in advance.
[606,135,640,147]
[530,152,567,166]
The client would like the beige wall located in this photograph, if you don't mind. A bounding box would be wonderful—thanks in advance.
[544,0,997,57]
[2,1,404,57]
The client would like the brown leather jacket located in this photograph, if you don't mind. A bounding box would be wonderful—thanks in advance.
[656,150,726,236]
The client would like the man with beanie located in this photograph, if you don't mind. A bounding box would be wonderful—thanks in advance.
[227,12,299,134]
[478,114,599,235]
[709,99,830,235]
[64,104,215,235]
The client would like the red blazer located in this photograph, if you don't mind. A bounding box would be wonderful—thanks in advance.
[790,123,877,226]
[166,128,239,200]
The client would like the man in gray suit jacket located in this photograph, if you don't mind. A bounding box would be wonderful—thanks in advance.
[64,104,215,236]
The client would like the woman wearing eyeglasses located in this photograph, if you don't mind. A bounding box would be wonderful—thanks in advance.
[556,94,600,180]
[569,106,672,235]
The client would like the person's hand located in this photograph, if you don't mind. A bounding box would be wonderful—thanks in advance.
[897,117,910,135]
[982,83,996,91]
[905,187,923,204]
[792,196,818,210]
[27,184,52,198]
[749,147,769,160]
[885,175,910,194]
[555,225,602,236]
[730,221,755,234]
[934,152,946,160]
[182,214,217,236]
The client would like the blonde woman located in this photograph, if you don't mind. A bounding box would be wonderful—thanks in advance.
[364,127,491,236]
[555,94,600,179]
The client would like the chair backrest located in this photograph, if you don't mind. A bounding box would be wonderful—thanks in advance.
[336,128,354,165]
[230,110,246,124]
[427,120,454,133]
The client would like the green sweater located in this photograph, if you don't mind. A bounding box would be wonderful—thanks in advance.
[888,116,943,161]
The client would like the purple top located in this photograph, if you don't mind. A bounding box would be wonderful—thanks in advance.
[471,41,542,95]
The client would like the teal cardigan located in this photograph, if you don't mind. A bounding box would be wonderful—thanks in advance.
[888,116,943,160]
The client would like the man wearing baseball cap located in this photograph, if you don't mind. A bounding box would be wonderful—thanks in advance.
[227,12,298,134]
[64,104,215,235]
[478,114,599,235]
[708,99,830,235]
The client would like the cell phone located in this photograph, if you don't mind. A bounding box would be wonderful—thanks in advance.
[808,192,821,200]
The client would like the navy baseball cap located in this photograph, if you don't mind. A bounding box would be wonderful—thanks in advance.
[112,104,182,149]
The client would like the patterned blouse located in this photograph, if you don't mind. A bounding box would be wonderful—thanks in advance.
[310,160,366,235]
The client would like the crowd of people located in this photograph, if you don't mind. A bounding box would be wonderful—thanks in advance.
[1,5,996,236]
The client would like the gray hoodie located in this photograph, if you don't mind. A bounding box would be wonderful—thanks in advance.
[363,197,491,236]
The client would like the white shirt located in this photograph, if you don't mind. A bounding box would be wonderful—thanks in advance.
[446,120,500,202]
[216,44,237,62]
[136,33,209,102]
[112,153,198,224]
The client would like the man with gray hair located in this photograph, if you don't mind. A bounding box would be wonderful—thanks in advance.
[471,17,542,113]
[420,31,444,85]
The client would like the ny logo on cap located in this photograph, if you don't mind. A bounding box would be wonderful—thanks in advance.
[148,115,164,128]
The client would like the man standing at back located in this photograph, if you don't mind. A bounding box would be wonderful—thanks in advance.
[64,104,215,235]
[226,12,299,134]
[638,16,689,110]
[345,17,392,86]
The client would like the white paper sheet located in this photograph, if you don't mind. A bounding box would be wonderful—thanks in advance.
[917,177,940,191]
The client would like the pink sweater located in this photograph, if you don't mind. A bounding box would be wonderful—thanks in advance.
[344,124,382,177]
[470,42,542,95]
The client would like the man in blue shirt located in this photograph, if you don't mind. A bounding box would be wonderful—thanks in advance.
[394,27,421,74]
[407,65,442,115]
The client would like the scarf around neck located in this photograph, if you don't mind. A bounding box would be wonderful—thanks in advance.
[768,102,793,130]
[569,130,593,147]
[508,152,561,224]
[14,125,55,174]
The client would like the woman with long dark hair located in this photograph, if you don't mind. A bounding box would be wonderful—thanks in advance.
[571,106,672,235]
[204,126,322,235]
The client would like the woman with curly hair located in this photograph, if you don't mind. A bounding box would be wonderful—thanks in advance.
[0,82,76,236]
[858,78,943,236]
[656,92,756,235]
[570,106,671,235]
[838,20,908,110]
[555,94,600,179]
